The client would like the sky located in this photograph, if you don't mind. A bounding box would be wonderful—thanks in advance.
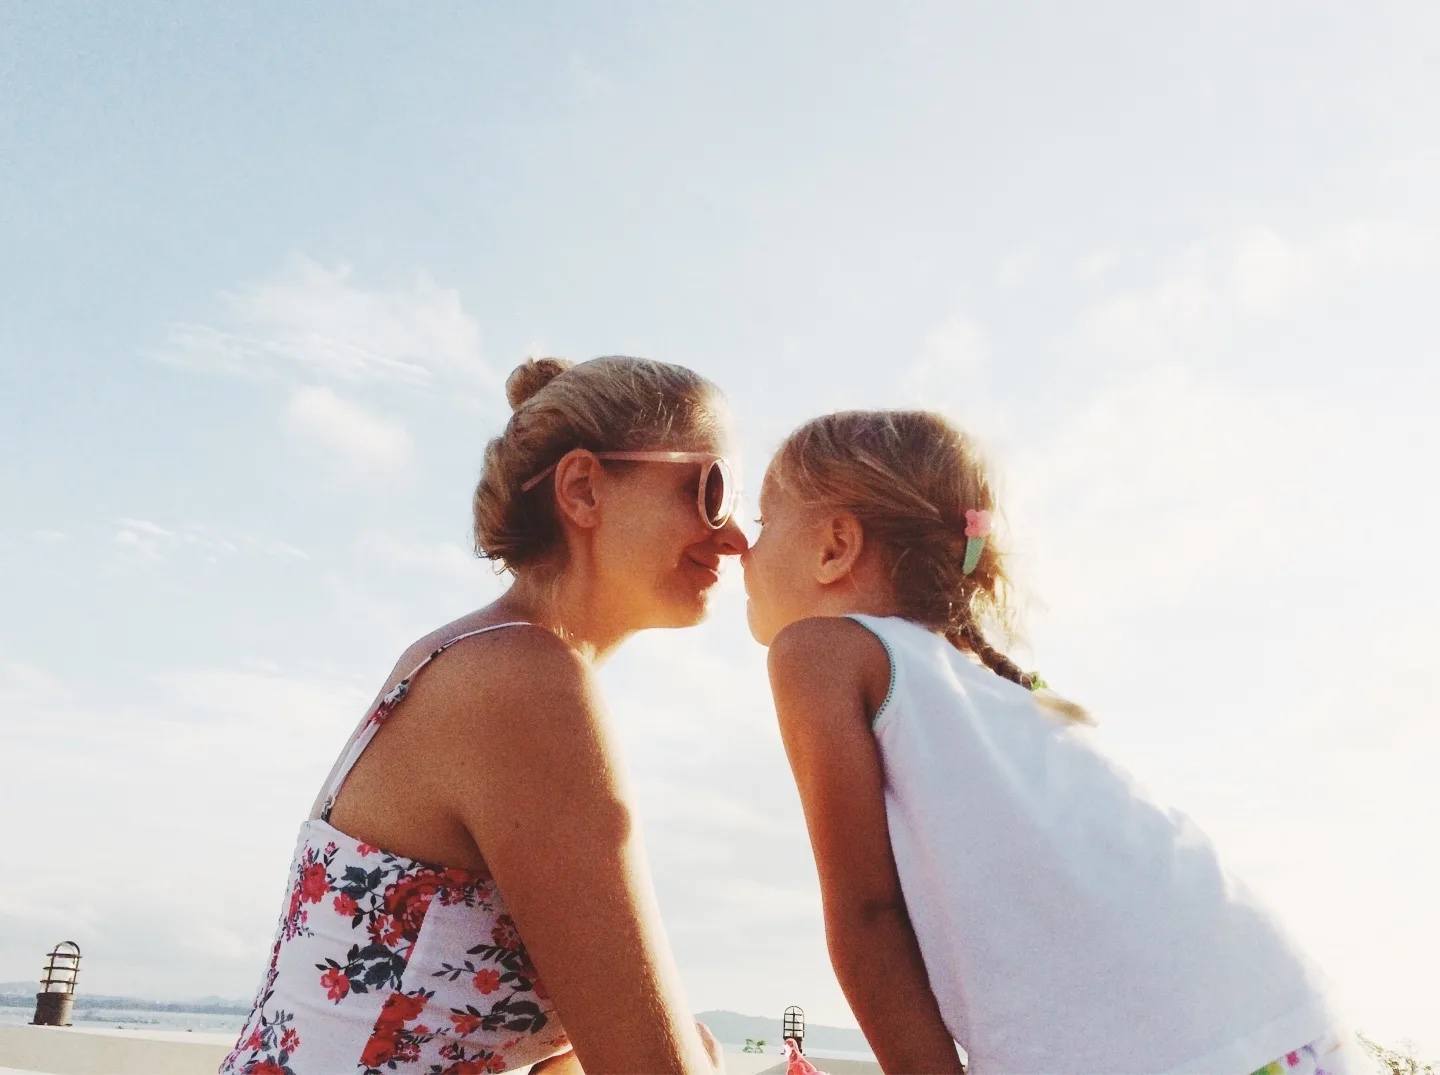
[2,0,1438,1058]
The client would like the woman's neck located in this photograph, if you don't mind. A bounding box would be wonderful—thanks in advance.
[487,574,636,665]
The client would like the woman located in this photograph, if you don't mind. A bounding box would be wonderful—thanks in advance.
[222,355,747,1075]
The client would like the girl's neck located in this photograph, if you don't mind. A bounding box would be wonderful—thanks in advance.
[809,587,904,623]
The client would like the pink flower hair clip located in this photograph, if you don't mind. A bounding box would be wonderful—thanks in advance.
[962,508,992,575]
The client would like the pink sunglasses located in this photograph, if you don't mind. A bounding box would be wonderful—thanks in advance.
[520,450,738,530]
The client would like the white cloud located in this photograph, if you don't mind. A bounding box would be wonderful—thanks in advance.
[1076,242,1223,366]
[894,312,1012,447]
[995,251,1032,287]
[1002,363,1320,613]
[113,517,178,560]
[1230,228,1313,312]
[356,531,494,589]
[240,535,310,561]
[2,659,73,703]
[1075,247,1123,281]
[111,518,306,564]
[155,664,372,730]
[1078,216,1437,363]
[153,256,492,392]
[285,385,414,478]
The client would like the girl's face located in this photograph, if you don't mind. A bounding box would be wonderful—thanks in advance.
[591,431,749,630]
[740,470,828,645]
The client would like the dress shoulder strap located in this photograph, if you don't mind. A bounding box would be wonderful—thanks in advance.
[314,620,534,821]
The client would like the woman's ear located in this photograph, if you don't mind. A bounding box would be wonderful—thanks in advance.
[552,449,603,530]
[815,511,864,584]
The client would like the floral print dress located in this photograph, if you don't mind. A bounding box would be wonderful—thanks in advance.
[221,622,570,1075]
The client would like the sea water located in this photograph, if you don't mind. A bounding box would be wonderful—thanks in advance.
[0,1004,244,1034]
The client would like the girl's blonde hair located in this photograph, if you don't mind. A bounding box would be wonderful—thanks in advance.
[473,355,722,578]
[771,409,1090,723]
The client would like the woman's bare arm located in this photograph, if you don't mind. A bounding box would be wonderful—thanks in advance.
[427,627,721,1075]
[769,618,965,1075]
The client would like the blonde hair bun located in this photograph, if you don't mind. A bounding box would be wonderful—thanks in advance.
[505,357,574,412]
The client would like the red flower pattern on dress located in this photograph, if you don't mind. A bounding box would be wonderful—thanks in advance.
[490,915,521,951]
[384,871,449,944]
[368,912,404,948]
[320,966,350,1002]
[471,968,501,995]
[394,1035,423,1064]
[361,1031,397,1068]
[333,892,359,917]
[376,990,428,1030]
[450,1011,484,1035]
[299,862,328,904]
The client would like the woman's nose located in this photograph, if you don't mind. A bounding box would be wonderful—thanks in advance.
[715,513,749,555]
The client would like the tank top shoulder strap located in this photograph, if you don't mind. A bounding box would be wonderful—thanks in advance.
[315,620,534,821]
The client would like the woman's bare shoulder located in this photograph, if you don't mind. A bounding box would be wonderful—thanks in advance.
[402,621,599,738]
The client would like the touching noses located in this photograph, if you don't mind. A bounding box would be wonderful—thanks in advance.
[715,514,749,556]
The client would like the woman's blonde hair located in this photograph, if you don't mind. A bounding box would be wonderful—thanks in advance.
[473,355,722,578]
[771,410,1090,723]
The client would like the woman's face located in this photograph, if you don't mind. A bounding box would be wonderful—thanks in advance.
[592,428,748,630]
[740,469,826,646]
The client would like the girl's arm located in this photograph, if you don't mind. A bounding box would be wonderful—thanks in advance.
[768,618,965,1075]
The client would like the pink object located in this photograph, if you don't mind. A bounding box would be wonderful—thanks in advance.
[783,1039,828,1075]
[964,508,992,539]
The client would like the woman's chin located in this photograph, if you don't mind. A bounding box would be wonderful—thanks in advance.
[648,587,712,629]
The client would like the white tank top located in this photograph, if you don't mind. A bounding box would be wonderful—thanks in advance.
[847,613,1345,1075]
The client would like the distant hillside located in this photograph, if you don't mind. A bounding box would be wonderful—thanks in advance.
[0,982,249,1014]
[695,1010,870,1054]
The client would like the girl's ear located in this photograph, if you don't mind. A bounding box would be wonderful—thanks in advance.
[552,449,603,529]
[815,511,864,584]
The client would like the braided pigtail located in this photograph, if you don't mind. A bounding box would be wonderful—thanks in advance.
[945,606,1036,691]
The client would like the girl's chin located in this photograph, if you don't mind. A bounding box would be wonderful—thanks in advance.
[744,596,776,646]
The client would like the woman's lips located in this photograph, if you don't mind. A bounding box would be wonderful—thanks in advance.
[687,558,720,583]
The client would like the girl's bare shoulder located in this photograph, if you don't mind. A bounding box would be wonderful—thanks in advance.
[768,615,891,719]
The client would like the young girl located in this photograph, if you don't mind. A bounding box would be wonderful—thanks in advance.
[743,410,1356,1075]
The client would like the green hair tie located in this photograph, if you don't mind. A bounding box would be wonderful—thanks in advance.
[1027,672,1049,692]
[961,508,992,576]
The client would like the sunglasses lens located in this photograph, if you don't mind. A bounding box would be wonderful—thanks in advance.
[703,460,732,527]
